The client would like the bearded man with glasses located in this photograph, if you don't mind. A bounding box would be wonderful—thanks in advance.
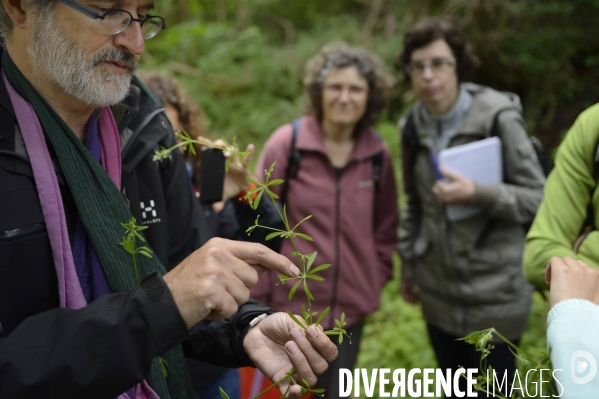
[0,1,337,398]
[396,18,545,396]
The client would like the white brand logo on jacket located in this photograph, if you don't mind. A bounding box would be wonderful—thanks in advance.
[140,200,161,225]
[141,200,156,219]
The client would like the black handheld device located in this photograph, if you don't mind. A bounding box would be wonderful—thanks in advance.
[199,148,225,204]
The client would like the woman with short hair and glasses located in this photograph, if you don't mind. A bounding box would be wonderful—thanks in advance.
[251,43,398,398]
[397,18,545,394]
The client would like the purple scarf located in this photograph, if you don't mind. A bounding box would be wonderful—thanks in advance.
[3,73,159,399]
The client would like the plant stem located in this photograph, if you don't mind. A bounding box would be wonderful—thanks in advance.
[132,253,140,286]
[251,369,295,399]
[492,329,521,353]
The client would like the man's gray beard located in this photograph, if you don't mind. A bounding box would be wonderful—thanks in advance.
[26,12,138,107]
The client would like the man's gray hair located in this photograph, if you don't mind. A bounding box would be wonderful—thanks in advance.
[0,0,54,38]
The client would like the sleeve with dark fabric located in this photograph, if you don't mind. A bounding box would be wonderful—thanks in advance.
[183,298,275,367]
[0,277,189,399]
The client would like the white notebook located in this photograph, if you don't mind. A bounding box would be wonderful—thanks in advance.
[438,136,503,221]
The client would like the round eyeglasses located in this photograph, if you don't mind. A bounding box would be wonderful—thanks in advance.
[58,0,167,40]
[405,58,457,77]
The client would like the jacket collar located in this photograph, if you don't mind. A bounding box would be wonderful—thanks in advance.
[295,115,386,162]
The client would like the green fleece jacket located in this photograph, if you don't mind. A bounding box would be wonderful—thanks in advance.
[524,104,599,289]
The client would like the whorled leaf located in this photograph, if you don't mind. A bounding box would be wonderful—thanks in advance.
[287,312,306,329]
[315,307,330,326]
[288,280,301,300]
[309,263,331,275]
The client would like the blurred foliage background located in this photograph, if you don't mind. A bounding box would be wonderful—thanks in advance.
[141,1,596,396]
[144,0,599,153]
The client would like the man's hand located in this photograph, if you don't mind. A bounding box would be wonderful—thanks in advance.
[243,313,338,398]
[432,167,475,205]
[545,256,599,308]
[164,238,300,327]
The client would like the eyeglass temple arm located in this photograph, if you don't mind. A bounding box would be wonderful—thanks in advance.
[59,0,101,19]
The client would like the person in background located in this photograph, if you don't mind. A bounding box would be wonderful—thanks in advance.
[139,72,207,187]
[251,43,399,398]
[524,104,599,288]
[396,18,545,393]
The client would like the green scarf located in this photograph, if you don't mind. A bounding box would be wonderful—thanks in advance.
[2,51,194,399]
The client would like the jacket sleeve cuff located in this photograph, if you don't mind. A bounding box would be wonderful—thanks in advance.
[468,183,499,209]
[139,272,190,356]
[547,299,596,326]
[235,301,276,367]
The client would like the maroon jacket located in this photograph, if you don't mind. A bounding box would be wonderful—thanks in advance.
[251,116,398,329]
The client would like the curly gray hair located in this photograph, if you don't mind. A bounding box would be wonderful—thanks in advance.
[303,43,395,137]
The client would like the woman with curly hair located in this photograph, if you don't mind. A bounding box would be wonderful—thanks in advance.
[251,43,399,397]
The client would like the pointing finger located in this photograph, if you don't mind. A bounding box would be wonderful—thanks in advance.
[209,238,300,278]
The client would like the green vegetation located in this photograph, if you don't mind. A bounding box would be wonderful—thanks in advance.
[141,1,592,397]
[144,0,599,153]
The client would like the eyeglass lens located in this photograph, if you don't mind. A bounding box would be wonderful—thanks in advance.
[409,58,455,75]
[102,10,164,39]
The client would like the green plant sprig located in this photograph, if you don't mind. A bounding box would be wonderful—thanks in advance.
[156,132,351,398]
[119,217,153,285]
[460,328,558,398]
[119,217,170,378]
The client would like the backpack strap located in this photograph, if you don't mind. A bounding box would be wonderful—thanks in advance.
[474,109,510,248]
[401,110,418,197]
[280,118,302,205]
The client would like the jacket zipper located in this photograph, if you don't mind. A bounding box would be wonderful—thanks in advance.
[120,107,165,159]
[328,170,343,328]
[0,149,30,164]
[434,121,470,333]
[440,129,469,334]
[0,222,46,244]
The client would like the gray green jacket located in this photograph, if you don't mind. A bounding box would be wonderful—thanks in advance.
[398,83,545,340]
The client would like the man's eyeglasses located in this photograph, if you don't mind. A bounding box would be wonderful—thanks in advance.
[322,84,369,99]
[58,0,166,40]
[406,58,456,77]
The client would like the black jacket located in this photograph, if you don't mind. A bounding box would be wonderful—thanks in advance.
[0,74,277,398]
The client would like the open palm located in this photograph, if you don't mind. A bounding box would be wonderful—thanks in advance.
[243,312,337,398]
